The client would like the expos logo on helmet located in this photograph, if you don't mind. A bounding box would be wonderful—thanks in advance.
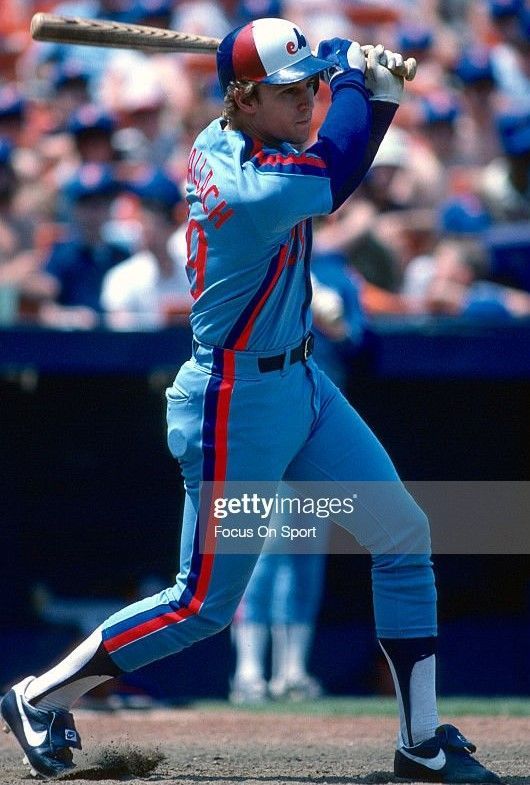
[286,27,307,54]
[217,17,329,94]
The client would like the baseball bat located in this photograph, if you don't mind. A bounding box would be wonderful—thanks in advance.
[30,13,221,54]
[30,13,417,80]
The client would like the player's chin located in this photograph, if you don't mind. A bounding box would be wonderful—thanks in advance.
[288,122,311,145]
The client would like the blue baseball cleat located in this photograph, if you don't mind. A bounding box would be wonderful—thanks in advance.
[394,724,502,783]
[1,676,82,779]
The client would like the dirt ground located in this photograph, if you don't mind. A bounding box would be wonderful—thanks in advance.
[1,709,528,785]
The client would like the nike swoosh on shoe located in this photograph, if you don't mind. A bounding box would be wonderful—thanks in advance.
[400,748,447,771]
[15,689,47,747]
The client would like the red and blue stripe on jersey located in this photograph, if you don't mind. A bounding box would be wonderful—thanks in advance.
[250,148,328,177]
[224,219,309,350]
[243,134,328,177]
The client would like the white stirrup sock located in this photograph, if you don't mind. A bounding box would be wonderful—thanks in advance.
[379,638,439,747]
[24,627,118,712]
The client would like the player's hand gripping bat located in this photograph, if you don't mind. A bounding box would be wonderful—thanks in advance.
[30,14,418,81]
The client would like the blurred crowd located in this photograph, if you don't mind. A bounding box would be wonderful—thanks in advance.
[0,0,530,331]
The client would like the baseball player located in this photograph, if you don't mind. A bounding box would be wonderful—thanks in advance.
[1,18,500,783]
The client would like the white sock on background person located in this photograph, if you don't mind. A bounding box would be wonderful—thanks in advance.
[270,623,289,685]
[232,622,268,683]
[285,623,314,681]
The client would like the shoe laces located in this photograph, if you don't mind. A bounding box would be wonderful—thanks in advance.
[436,724,477,755]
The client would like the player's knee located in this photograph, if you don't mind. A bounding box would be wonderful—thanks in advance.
[371,501,431,558]
[404,503,431,554]
[195,599,240,635]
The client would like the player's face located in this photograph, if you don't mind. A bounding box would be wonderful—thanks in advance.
[250,78,317,146]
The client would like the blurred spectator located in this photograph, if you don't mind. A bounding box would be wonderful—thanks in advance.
[284,0,354,45]
[48,61,91,133]
[310,253,366,387]
[0,138,39,315]
[66,104,117,164]
[21,163,130,328]
[240,0,283,22]
[26,104,118,221]
[314,125,440,300]
[438,194,493,236]
[487,0,530,100]
[0,1,29,82]
[129,0,173,27]
[314,198,402,293]
[453,45,501,165]
[101,166,190,329]
[417,90,463,166]
[484,221,530,291]
[405,236,530,317]
[102,60,181,167]
[170,0,237,40]
[396,22,434,62]
[22,0,142,99]
[0,85,26,146]
[360,125,443,211]
[480,105,530,221]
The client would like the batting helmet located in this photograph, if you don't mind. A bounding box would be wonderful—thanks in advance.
[216,17,329,94]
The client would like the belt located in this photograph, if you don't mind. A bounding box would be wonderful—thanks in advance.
[257,332,314,373]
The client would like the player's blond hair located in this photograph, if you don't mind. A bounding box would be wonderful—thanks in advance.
[222,80,260,123]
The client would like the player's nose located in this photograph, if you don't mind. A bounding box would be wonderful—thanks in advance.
[299,84,314,109]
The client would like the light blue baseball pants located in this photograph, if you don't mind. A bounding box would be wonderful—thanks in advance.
[101,339,436,671]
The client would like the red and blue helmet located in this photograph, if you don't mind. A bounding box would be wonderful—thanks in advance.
[217,17,329,94]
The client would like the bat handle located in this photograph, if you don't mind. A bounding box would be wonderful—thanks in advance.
[361,44,417,81]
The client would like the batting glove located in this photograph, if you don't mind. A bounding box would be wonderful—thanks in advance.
[364,44,404,104]
[316,38,366,85]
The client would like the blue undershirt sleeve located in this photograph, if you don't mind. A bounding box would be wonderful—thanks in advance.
[307,70,398,212]
[331,100,398,211]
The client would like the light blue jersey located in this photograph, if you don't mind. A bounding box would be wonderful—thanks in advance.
[185,119,333,350]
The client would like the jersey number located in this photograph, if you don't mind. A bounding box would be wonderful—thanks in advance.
[186,219,207,300]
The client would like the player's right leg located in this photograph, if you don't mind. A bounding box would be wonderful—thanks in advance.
[1,628,114,778]
[1,351,313,777]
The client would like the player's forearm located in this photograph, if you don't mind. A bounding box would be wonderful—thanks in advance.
[330,101,398,211]
[309,71,372,207]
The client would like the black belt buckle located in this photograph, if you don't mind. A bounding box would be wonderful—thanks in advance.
[258,333,314,373]
[303,332,314,361]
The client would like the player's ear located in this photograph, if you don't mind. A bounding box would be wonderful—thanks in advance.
[233,84,260,115]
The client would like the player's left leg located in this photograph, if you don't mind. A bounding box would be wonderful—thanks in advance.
[284,366,500,783]
[285,367,439,737]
